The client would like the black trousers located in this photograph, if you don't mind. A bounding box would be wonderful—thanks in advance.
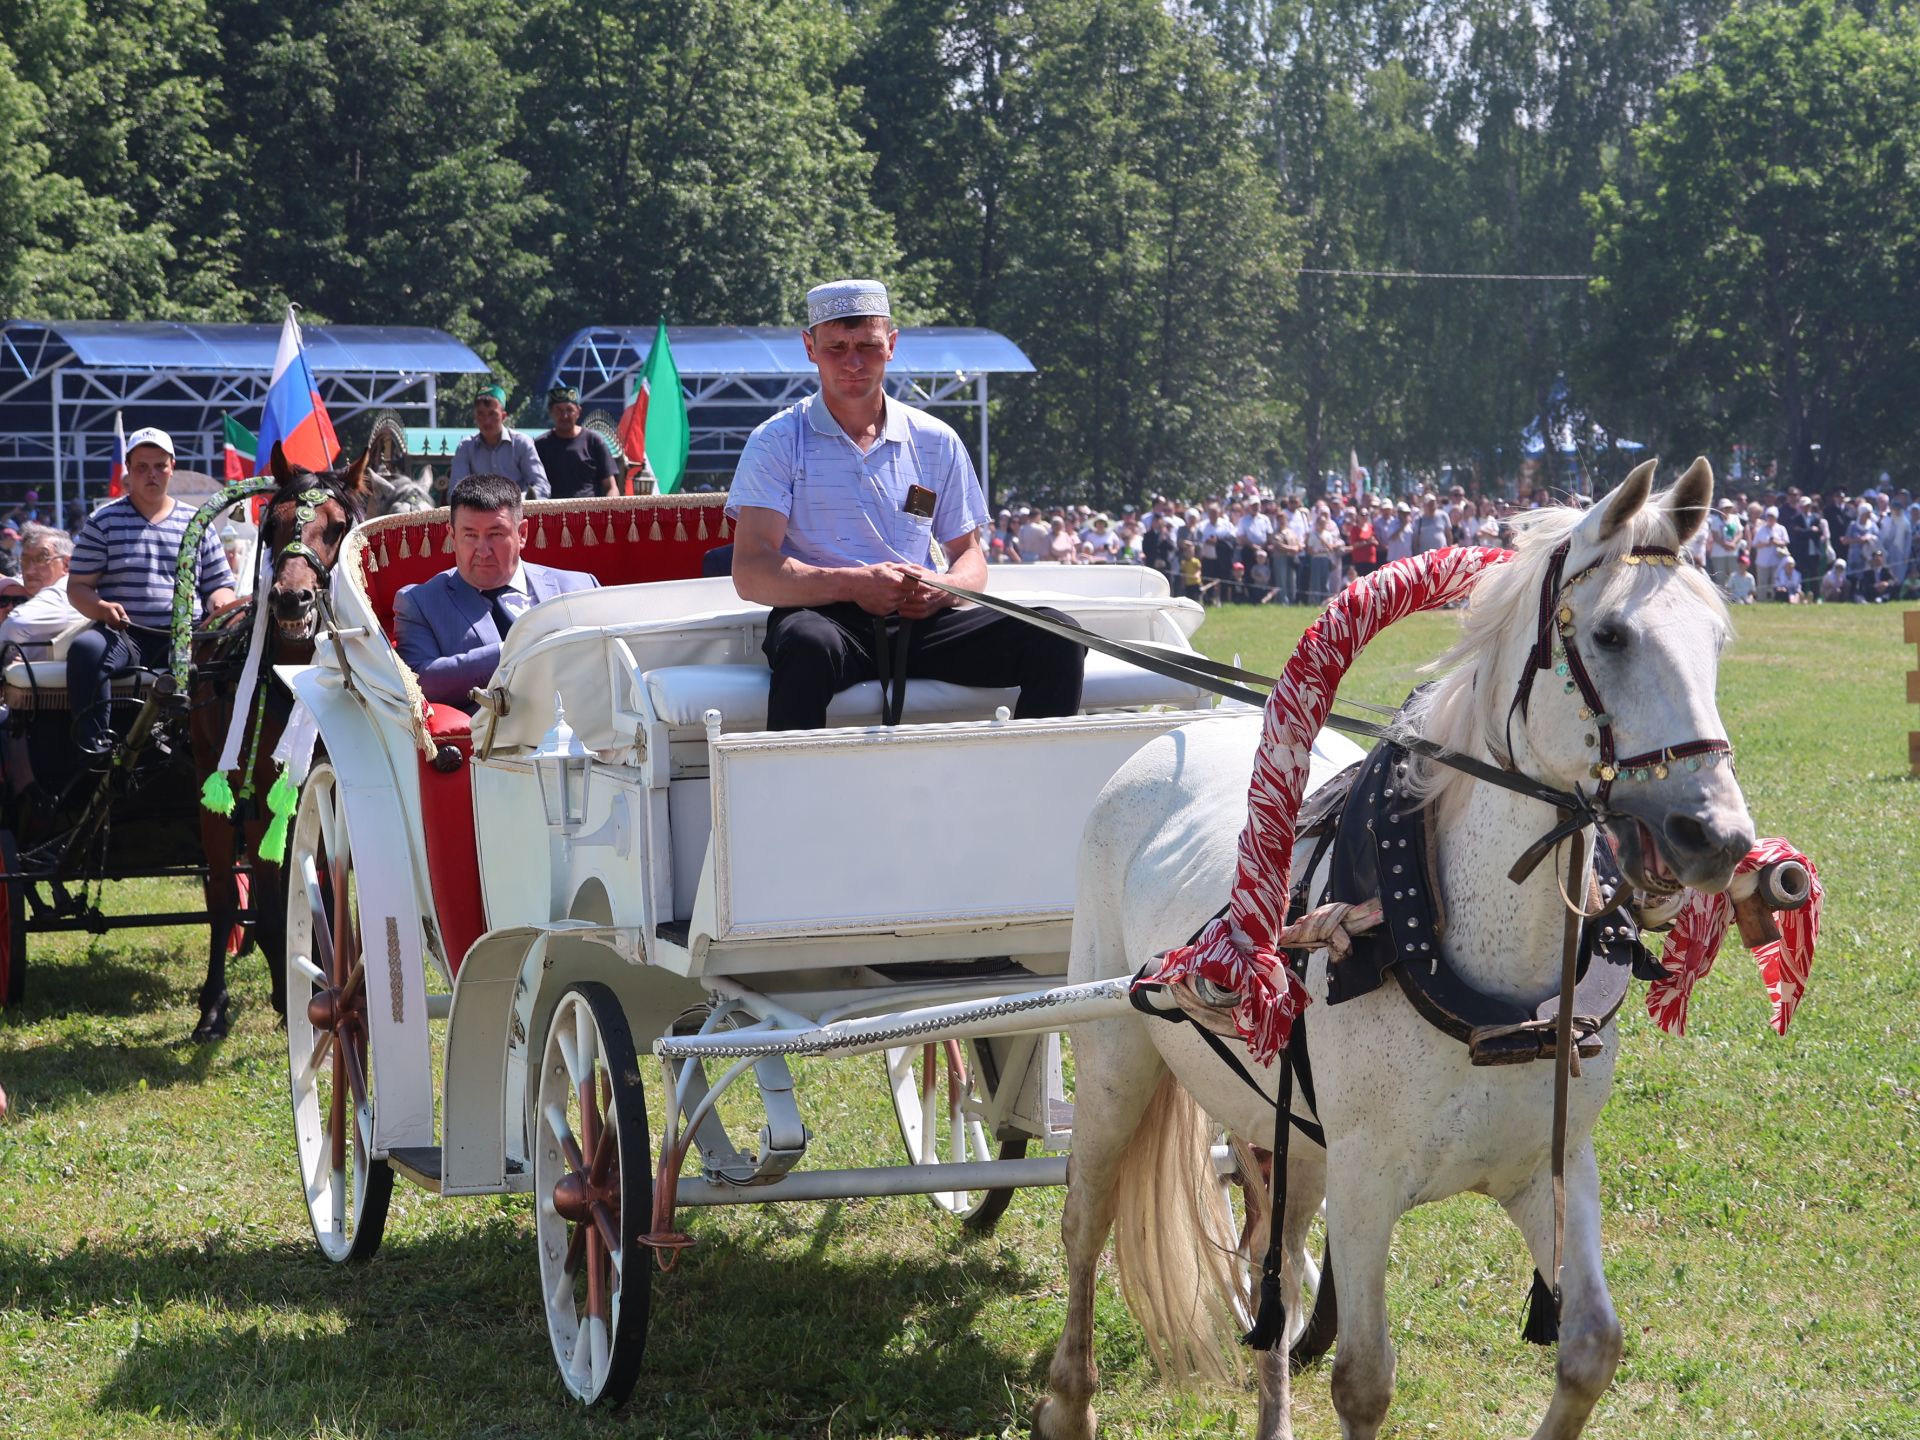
[67,623,171,750]
[763,602,1086,731]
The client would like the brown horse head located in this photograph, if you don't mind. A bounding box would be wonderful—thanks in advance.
[263,441,370,643]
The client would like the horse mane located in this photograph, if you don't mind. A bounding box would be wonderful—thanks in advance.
[1387,490,1729,826]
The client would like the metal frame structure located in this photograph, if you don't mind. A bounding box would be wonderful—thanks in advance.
[539,326,1036,492]
[0,321,491,515]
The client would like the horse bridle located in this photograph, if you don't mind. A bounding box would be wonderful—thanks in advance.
[270,486,346,595]
[1506,539,1735,812]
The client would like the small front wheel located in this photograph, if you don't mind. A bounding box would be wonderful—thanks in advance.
[535,982,653,1405]
[884,1041,1024,1229]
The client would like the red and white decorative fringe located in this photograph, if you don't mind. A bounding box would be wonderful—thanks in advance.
[1140,547,1513,1062]
[1646,837,1823,1036]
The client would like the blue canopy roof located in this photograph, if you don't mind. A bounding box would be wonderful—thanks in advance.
[6,319,490,374]
[542,325,1034,391]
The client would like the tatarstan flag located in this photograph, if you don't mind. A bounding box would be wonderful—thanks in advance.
[223,415,257,482]
[617,319,688,495]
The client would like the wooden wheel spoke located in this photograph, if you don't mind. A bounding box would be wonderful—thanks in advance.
[302,856,334,975]
[585,1225,606,1324]
[339,1025,370,1114]
[544,1102,590,1177]
[563,1217,587,1277]
[588,1198,622,1260]
[328,1034,347,1172]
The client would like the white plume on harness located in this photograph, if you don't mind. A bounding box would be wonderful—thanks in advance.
[213,540,275,776]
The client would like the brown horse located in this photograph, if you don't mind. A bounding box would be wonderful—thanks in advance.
[186,445,369,1040]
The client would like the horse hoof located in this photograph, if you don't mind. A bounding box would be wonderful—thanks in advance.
[1033,1396,1096,1440]
[192,993,231,1042]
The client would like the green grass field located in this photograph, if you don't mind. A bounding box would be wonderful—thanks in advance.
[2,605,1915,1439]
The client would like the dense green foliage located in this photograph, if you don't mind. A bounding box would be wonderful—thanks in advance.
[0,0,1915,499]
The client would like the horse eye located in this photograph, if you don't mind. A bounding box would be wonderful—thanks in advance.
[1592,622,1628,652]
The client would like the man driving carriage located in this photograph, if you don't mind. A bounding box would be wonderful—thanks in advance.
[728,279,1085,730]
[66,429,237,755]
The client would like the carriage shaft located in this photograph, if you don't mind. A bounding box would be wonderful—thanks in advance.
[671,1154,1069,1207]
[653,976,1136,1063]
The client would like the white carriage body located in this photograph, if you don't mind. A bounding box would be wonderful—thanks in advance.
[281,496,1274,1196]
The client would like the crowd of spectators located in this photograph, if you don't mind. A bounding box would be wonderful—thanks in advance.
[1697,482,1916,604]
[988,474,1920,608]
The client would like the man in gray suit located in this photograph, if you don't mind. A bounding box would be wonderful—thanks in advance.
[395,474,599,709]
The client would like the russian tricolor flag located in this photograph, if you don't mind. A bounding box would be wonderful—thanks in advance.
[107,412,126,498]
[254,306,339,475]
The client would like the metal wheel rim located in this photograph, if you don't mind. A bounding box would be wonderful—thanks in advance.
[885,1040,997,1217]
[284,764,379,1261]
[535,989,635,1403]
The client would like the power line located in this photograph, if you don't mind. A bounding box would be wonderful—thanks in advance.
[1290,266,1593,282]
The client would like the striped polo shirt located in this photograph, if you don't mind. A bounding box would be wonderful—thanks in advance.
[71,496,235,630]
[726,394,989,569]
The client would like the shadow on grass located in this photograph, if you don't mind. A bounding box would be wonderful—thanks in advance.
[9,947,188,1021]
[1,1028,231,1110]
[20,1213,1055,1436]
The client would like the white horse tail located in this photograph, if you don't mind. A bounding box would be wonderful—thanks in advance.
[1110,1070,1253,1385]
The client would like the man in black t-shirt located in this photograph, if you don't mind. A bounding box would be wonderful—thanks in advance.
[533,385,618,498]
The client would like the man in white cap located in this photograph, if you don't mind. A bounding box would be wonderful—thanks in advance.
[727,279,1084,729]
[1751,504,1787,598]
[67,427,237,753]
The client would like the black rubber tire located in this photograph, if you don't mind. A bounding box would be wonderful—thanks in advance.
[0,829,23,1008]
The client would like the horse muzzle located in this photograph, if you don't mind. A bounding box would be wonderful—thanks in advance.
[270,586,319,640]
[1608,777,1755,896]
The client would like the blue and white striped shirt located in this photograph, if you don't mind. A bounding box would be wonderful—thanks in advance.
[71,497,235,629]
[725,394,989,569]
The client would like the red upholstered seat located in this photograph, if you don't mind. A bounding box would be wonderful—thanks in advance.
[361,498,728,971]
[357,499,730,641]
[420,702,484,975]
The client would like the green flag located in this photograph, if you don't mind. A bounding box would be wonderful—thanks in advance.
[639,319,689,495]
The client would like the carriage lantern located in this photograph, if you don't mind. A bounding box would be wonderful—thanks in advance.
[532,695,592,834]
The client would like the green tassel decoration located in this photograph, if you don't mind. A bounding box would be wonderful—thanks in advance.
[201,770,235,817]
[258,768,300,865]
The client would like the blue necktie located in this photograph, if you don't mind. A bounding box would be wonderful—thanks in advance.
[482,585,517,640]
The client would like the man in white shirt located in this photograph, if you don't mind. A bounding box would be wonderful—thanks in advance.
[0,524,80,659]
[1751,506,1788,597]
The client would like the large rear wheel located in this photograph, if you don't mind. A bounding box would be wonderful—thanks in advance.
[285,762,392,1262]
[535,981,653,1405]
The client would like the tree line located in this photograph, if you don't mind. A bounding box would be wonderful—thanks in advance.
[1,0,1913,503]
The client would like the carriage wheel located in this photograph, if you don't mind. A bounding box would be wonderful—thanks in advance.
[884,1041,1025,1228]
[284,762,393,1262]
[0,829,23,1008]
[534,982,652,1406]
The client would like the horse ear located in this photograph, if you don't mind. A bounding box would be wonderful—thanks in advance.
[342,445,372,499]
[270,441,293,487]
[1576,457,1656,547]
[1661,456,1714,543]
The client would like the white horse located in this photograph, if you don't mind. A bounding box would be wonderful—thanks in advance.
[1038,461,1755,1440]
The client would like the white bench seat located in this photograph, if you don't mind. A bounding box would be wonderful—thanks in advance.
[643,650,1210,732]
[3,660,151,712]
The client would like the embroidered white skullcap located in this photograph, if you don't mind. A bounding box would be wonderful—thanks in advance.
[806,278,891,329]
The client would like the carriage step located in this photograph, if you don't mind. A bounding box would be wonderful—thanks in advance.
[386,1146,525,1194]
[1047,1098,1076,1132]
[656,920,691,949]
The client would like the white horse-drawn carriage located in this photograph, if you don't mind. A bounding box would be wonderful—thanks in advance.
[278,490,1351,1405]
[281,466,1820,1437]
